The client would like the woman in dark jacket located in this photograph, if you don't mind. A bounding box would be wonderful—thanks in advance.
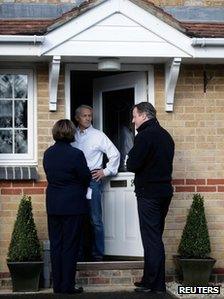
[43,119,91,294]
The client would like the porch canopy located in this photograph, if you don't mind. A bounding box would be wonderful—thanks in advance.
[0,0,224,111]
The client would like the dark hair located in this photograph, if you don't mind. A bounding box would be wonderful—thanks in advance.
[52,119,75,143]
[134,102,156,119]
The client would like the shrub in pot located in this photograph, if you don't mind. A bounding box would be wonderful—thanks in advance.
[7,195,43,292]
[177,193,216,286]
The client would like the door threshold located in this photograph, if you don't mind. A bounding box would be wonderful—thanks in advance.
[77,260,144,270]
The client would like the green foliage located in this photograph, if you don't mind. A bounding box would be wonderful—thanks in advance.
[7,195,42,262]
[178,193,211,259]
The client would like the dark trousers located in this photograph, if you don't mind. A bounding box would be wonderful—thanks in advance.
[137,196,172,292]
[47,214,83,293]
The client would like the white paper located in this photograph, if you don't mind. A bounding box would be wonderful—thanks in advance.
[86,187,92,200]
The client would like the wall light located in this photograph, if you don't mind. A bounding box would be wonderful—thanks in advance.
[98,57,121,71]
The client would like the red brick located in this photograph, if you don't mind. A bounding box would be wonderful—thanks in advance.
[186,179,206,185]
[1,189,22,195]
[197,186,216,192]
[172,179,185,185]
[213,268,224,274]
[23,188,45,195]
[218,186,224,192]
[0,181,12,187]
[12,181,34,187]
[175,186,195,192]
[0,273,10,278]
[34,181,47,187]
[207,179,224,185]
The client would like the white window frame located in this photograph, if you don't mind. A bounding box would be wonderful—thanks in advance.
[0,69,37,166]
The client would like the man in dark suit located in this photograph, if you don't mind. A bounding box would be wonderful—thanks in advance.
[127,102,174,294]
[43,119,91,294]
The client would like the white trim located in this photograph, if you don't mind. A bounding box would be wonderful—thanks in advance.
[49,55,61,111]
[165,57,181,112]
[65,64,71,119]
[0,35,44,44]
[0,68,37,166]
[147,65,154,107]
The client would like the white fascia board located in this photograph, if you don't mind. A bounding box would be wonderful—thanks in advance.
[41,0,117,55]
[119,0,193,57]
[46,40,190,57]
[0,44,41,56]
[193,47,224,59]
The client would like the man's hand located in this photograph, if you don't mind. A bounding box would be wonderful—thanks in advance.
[91,169,105,181]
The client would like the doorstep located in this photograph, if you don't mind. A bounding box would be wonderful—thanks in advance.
[77,260,144,270]
[76,261,144,286]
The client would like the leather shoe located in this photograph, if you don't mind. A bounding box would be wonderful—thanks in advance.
[66,286,84,294]
[134,281,145,287]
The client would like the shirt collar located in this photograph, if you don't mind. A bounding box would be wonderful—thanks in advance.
[77,124,92,135]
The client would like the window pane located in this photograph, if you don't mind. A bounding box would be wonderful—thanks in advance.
[15,129,27,153]
[0,130,13,153]
[0,75,13,98]
[14,75,28,98]
[15,100,27,128]
[102,88,134,172]
[0,100,12,128]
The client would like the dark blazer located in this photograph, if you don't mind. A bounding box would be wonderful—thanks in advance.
[43,141,91,215]
[127,118,175,198]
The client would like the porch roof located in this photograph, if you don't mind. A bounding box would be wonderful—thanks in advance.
[0,1,224,38]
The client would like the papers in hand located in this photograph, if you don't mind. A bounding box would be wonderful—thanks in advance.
[86,187,92,200]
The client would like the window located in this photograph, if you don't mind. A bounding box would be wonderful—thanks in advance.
[0,70,36,165]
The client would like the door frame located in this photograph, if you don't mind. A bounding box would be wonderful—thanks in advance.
[64,63,154,119]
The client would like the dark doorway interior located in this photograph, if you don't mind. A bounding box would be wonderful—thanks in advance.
[71,71,121,123]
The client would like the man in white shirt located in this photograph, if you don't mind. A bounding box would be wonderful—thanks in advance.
[72,105,120,261]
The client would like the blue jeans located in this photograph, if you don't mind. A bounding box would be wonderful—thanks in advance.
[89,180,104,258]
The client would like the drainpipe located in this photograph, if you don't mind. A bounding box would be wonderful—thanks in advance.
[192,38,224,47]
[0,35,44,44]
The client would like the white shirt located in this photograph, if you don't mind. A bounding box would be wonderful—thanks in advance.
[72,125,120,177]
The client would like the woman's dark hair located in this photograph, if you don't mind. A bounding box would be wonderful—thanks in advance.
[52,119,75,143]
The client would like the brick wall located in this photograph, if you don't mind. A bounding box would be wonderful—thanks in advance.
[0,64,224,280]
[155,64,224,273]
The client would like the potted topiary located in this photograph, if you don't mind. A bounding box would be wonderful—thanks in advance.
[177,193,216,286]
[7,195,43,292]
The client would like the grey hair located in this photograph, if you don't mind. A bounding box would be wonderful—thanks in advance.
[75,105,93,117]
[134,102,156,119]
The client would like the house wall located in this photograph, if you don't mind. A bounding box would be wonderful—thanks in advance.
[0,0,223,6]
[0,63,224,280]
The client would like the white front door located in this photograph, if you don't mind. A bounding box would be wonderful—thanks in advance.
[93,72,147,257]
